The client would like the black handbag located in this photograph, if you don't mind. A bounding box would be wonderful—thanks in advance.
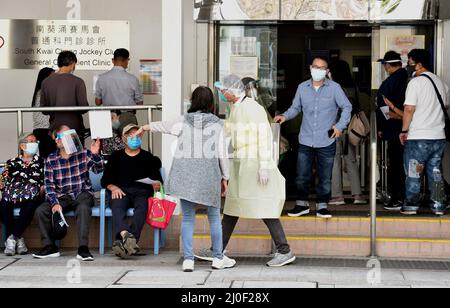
[421,74,450,142]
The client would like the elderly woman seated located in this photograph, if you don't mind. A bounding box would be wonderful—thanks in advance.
[0,133,45,256]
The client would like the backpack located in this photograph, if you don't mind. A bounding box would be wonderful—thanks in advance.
[348,111,370,146]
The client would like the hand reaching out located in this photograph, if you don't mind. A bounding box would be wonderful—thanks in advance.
[90,138,101,155]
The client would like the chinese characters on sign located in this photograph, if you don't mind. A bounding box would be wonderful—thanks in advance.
[0,20,130,70]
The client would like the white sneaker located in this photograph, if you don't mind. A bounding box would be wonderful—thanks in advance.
[16,237,28,255]
[182,259,195,272]
[212,255,236,270]
[4,235,16,256]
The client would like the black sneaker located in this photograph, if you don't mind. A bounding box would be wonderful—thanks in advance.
[32,245,60,259]
[434,210,446,217]
[400,209,418,215]
[384,201,403,211]
[77,246,94,261]
[317,208,332,219]
[287,206,310,217]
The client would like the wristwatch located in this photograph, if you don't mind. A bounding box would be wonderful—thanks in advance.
[401,130,409,134]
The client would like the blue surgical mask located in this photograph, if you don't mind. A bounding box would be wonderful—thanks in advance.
[311,68,327,82]
[127,136,142,150]
[25,142,39,156]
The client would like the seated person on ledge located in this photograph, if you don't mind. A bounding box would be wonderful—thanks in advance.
[101,124,162,259]
[1,132,45,256]
[33,125,103,261]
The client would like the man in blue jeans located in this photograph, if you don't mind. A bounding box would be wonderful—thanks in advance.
[399,49,449,216]
[275,57,352,219]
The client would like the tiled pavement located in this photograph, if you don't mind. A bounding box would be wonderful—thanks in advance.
[1,252,450,288]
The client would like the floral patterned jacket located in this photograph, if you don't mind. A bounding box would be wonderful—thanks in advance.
[1,155,44,204]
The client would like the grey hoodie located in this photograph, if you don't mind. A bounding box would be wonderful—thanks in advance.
[165,112,228,208]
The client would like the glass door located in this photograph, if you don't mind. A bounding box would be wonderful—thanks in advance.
[215,24,278,117]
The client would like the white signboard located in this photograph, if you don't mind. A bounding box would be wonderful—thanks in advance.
[230,56,259,79]
[0,20,130,70]
[89,111,113,139]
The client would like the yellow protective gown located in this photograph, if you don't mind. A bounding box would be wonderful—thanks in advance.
[224,97,286,219]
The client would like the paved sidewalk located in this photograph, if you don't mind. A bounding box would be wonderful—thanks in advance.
[0,252,450,288]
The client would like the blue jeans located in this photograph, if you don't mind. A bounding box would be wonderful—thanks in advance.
[296,142,337,209]
[181,199,223,261]
[403,140,447,212]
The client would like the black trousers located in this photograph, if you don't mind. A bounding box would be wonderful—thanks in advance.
[110,186,151,242]
[222,214,291,254]
[35,192,94,247]
[387,139,406,202]
[0,199,39,239]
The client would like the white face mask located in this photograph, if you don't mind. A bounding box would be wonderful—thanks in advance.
[311,68,327,82]
[24,143,39,156]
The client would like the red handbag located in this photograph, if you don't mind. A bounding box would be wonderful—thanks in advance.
[146,186,177,230]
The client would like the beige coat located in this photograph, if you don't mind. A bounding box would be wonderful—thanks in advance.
[224,97,286,219]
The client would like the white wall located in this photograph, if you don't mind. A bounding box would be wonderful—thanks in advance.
[0,0,208,162]
[0,0,163,161]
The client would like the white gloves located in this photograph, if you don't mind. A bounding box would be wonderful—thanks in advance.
[258,169,270,185]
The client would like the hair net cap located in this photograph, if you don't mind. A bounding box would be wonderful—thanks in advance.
[221,74,245,96]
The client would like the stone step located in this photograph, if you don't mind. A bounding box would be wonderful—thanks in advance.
[188,234,450,259]
[179,215,450,239]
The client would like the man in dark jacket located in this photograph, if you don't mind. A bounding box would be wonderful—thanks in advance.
[376,51,409,210]
[101,124,163,259]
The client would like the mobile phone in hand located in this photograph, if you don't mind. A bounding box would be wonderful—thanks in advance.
[328,129,335,138]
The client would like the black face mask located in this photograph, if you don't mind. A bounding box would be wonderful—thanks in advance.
[406,65,417,77]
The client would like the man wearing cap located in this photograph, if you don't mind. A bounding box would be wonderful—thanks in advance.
[33,125,103,261]
[101,124,163,259]
[376,51,409,211]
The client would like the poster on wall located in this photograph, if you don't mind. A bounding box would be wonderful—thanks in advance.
[230,56,259,79]
[386,35,425,66]
[0,20,129,70]
[231,37,257,56]
[140,60,162,95]
[194,0,280,21]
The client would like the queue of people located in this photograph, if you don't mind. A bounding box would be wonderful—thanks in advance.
[0,48,448,271]
[378,49,449,216]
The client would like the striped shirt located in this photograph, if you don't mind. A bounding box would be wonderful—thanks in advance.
[44,149,104,206]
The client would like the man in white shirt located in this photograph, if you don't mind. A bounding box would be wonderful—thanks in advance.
[400,49,450,216]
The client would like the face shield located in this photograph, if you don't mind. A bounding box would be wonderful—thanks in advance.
[243,79,259,101]
[243,78,275,110]
[56,129,83,155]
[220,75,246,98]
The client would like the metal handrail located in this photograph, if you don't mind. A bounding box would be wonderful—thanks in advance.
[370,111,378,257]
[0,105,162,164]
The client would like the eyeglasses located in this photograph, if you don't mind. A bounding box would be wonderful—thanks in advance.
[311,65,328,71]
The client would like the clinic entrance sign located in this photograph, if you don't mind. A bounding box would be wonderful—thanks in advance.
[0,20,130,70]
[194,0,434,21]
